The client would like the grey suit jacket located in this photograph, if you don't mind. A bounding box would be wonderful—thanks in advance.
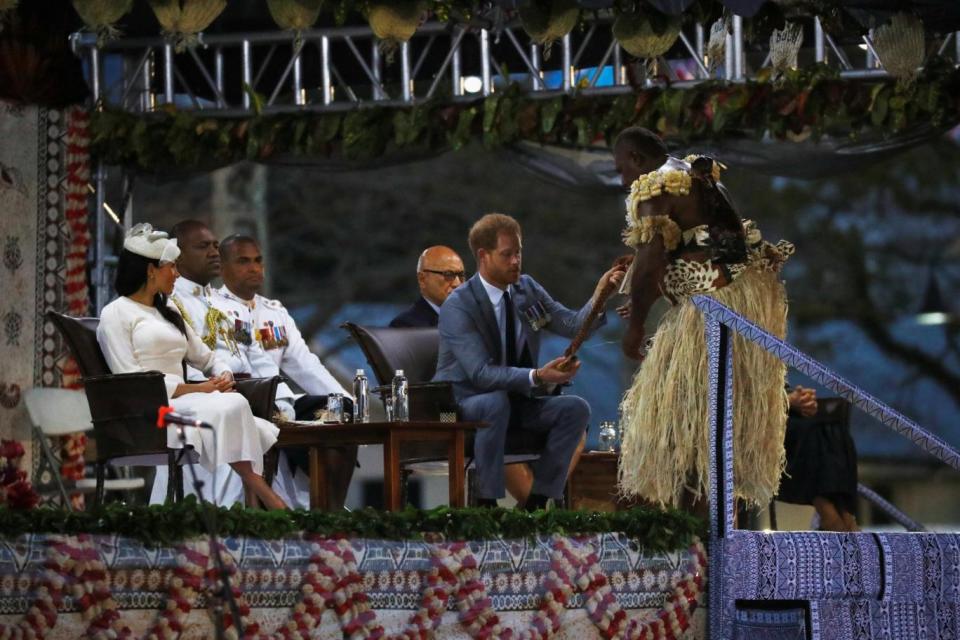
[433,273,605,401]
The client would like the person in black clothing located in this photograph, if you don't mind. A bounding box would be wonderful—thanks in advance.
[780,385,860,532]
[390,246,465,328]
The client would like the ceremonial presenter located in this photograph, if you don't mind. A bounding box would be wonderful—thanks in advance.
[613,127,794,511]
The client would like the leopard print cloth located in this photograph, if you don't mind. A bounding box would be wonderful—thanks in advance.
[661,221,794,301]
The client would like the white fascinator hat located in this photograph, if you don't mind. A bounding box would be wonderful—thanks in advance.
[123,223,180,264]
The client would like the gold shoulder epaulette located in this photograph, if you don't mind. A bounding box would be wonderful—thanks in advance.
[202,306,238,355]
[170,296,194,329]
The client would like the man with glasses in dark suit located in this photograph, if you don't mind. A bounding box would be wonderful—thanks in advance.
[390,246,466,328]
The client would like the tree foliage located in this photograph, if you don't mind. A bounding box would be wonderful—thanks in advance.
[725,137,960,409]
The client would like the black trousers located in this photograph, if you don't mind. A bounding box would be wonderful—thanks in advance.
[285,395,358,511]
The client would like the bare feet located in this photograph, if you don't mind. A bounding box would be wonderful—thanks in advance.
[813,496,853,532]
[840,510,860,532]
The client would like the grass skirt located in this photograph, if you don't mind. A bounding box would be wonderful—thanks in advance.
[618,266,789,508]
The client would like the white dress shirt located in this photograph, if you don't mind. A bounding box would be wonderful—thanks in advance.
[478,274,536,386]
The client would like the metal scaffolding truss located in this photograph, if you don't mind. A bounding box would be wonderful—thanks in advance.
[72,17,960,116]
[73,17,960,312]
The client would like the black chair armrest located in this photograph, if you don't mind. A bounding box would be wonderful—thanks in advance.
[234,376,282,420]
[183,375,282,420]
[83,371,168,386]
[410,382,458,421]
[82,371,170,462]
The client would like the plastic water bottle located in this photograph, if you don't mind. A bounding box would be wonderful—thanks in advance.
[352,369,369,423]
[391,369,409,422]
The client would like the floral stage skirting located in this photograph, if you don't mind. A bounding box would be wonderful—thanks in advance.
[0,533,706,639]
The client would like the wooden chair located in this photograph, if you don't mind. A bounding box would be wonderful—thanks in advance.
[47,311,280,507]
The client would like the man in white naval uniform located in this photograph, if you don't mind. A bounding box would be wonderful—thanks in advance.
[218,233,358,510]
[150,220,297,506]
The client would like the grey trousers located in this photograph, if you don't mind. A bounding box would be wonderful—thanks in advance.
[458,390,589,500]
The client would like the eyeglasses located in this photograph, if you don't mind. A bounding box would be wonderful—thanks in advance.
[421,269,466,281]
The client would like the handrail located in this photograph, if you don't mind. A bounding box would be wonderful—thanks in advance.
[693,295,960,472]
[694,293,959,638]
[856,483,928,532]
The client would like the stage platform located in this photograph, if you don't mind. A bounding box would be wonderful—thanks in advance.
[721,530,960,639]
[0,530,705,639]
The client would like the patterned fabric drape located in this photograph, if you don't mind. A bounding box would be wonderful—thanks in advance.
[0,101,91,504]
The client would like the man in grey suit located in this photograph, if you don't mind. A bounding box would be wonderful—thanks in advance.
[434,213,625,510]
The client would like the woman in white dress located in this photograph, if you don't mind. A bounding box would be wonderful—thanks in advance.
[97,224,287,510]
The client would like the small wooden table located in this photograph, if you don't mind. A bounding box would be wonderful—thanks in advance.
[566,451,646,512]
[271,420,483,511]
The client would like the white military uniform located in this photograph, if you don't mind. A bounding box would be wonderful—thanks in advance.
[219,287,350,399]
[219,286,355,509]
[210,288,297,410]
[170,277,283,385]
[150,277,296,507]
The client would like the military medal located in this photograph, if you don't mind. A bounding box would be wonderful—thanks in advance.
[234,318,252,346]
[259,326,274,349]
[270,323,289,349]
[522,301,550,331]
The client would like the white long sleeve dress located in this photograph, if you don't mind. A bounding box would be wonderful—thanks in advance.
[97,296,278,475]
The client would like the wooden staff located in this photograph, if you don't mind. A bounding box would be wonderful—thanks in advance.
[557,254,634,371]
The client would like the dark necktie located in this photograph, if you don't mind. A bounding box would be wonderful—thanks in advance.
[503,290,518,366]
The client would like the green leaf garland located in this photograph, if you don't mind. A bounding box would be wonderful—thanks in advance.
[89,58,960,172]
[0,500,705,550]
